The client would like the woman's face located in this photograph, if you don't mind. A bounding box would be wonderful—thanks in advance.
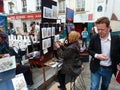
[96,23,110,39]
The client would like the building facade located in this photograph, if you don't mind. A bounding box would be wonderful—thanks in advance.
[4,0,41,34]
[3,0,120,35]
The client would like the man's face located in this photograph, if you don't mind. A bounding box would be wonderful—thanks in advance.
[96,23,110,39]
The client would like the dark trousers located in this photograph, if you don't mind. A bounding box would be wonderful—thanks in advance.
[58,70,66,90]
[82,38,87,48]
[16,65,33,85]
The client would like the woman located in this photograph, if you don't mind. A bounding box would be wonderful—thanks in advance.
[55,31,82,90]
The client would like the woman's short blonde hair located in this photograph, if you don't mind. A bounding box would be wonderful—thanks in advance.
[68,31,80,43]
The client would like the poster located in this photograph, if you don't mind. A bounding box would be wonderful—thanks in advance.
[12,73,28,90]
[0,56,16,73]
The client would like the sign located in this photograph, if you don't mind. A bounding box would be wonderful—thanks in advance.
[8,13,41,19]
[66,7,74,23]
[88,14,93,20]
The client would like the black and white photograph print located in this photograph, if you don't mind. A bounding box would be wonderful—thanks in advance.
[52,27,55,36]
[47,27,52,37]
[43,7,53,19]
[52,5,57,19]
[42,39,48,50]
[54,34,60,42]
[41,27,47,39]
[47,38,51,48]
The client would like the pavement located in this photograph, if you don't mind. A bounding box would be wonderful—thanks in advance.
[47,62,120,90]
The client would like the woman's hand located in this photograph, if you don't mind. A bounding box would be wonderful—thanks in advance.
[55,42,61,48]
[55,41,64,48]
[2,54,10,58]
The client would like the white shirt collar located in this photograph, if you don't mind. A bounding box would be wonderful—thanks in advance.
[100,33,111,41]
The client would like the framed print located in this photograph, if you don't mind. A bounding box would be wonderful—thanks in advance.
[41,27,47,39]
[52,5,57,19]
[54,34,60,42]
[47,38,51,48]
[43,7,53,19]
[42,39,47,50]
[47,27,52,37]
[52,27,55,36]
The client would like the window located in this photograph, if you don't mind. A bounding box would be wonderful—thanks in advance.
[76,0,85,12]
[23,22,27,32]
[36,0,41,11]
[22,0,27,12]
[8,2,14,14]
[58,0,65,13]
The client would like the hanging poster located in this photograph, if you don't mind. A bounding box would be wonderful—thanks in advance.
[52,5,57,19]
[47,27,52,37]
[51,27,55,36]
[41,27,47,39]
[43,7,53,19]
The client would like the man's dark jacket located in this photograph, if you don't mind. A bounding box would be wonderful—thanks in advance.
[88,34,120,75]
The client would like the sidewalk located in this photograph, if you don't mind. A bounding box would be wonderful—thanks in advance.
[47,62,120,90]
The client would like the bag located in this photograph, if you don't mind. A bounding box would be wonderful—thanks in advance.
[90,58,100,73]
[70,65,83,76]
[116,70,120,84]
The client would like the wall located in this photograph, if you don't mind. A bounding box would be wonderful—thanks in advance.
[4,0,37,14]
[110,20,120,32]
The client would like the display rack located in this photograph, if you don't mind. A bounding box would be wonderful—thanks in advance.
[28,0,61,90]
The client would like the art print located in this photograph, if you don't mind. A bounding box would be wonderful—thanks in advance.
[42,39,47,50]
[12,73,28,90]
[0,56,16,73]
[47,38,51,48]
[52,27,55,36]
[47,27,52,37]
[41,27,47,39]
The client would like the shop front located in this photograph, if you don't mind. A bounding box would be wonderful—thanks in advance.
[8,12,41,35]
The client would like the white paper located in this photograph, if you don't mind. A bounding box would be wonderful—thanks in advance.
[12,73,28,90]
[0,56,16,73]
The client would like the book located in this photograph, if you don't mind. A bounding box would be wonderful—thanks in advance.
[116,70,120,84]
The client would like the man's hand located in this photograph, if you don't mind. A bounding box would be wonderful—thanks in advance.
[97,54,109,61]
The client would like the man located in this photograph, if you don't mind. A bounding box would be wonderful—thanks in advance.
[81,27,88,48]
[88,17,120,90]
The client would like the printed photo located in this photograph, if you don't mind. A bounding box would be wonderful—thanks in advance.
[47,38,51,48]
[52,27,55,36]
[47,27,52,37]
[52,5,57,19]
[43,7,53,19]
[41,27,47,39]
[42,39,47,50]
